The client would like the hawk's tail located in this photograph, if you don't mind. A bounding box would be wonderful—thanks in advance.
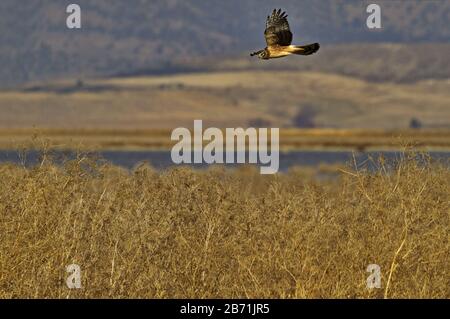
[291,43,320,56]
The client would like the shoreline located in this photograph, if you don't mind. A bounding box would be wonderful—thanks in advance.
[0,128,449,152]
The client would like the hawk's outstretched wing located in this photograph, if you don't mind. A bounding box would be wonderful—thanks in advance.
[264,9,293,47]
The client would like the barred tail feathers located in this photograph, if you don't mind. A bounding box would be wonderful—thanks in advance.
[290,43,320,55]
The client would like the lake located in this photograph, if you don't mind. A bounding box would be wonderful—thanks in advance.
[0,150,448,172]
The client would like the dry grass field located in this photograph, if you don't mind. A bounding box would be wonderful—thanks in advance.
[1,70,450,130]
[0,151,448,298]
[1,69,450,152]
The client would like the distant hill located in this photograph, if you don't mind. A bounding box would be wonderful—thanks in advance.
[2,70,449,130]
[167,43,450,84]
[0,0,449,87]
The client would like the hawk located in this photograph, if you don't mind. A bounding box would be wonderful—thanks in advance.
[251,9,320,60]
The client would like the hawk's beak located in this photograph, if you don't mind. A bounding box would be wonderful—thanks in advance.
[250,50,262,57]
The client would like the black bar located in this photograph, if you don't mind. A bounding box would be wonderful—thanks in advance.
[0,299,446,318]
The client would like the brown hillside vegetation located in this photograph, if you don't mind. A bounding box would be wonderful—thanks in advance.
[2,71,450,130]
[0,152,448,298]
[181,43,450,84]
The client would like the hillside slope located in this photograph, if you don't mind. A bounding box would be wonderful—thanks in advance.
[1,70,449,130]
[1,0,449,87]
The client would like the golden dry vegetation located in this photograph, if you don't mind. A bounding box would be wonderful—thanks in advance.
[0,151,448,298]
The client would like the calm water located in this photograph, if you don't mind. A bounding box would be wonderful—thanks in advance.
[0,150,448,171]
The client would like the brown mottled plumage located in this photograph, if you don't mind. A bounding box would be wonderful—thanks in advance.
[251,9,320,60]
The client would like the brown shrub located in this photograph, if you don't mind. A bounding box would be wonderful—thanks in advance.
[0,153,448,298]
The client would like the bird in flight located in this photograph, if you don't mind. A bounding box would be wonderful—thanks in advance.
[251,9,320,60]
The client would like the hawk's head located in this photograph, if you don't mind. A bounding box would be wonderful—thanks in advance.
[250,49,269,60]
